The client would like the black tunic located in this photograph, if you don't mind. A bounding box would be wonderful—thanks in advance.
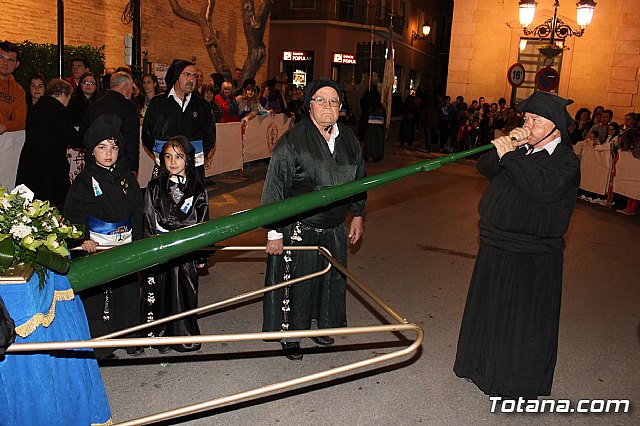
[261,118,366,332]
[363,105,385,161]
[142,176,208,352]
[64,160,143,358]
[15,96,82,211]
[454,141,580,399]
[141,93,216,183]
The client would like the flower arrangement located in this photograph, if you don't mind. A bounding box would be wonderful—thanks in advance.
[0,185,82,286]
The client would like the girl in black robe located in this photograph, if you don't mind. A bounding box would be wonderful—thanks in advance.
[143,136,209,353]
[64,114,144,359]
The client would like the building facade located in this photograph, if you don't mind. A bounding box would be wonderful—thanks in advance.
[268,0,453,113]
[447,0,639,118]
[0,0,268,84]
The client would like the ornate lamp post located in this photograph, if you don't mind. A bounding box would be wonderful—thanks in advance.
[518,0,596,58]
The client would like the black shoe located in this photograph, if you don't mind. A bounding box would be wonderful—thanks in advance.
[174,343,201,353]
[281,342,303,360]
[310,336,334,346]
[157,345,172,354]
[97,352,117,361]
[126,346,145,356]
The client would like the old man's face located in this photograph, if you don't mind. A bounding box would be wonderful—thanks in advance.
[309,86,341,129]
[523,113,558,147]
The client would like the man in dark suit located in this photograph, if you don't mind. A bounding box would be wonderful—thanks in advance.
[81,71,140,175]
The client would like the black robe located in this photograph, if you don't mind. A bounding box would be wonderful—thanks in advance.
[454,141,580,399]
[141,93,216,183]
[261,118,366,332]
[143,176,208,352]
[15,96,82,211]
[363,105,385,161]
[64,160,143,358]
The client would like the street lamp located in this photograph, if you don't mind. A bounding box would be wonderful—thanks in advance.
[518,0,596,43]
[411,22,431,45]
[518,0,596,57]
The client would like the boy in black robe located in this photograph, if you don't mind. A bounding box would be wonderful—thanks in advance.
[64,114,144,359]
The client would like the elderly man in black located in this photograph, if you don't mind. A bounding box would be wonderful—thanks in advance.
[142,59,215,183]
[454,91,580,401]
[262,78,366,360]
[81,71,139,174]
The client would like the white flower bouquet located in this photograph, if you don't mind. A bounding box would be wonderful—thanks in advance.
[0,185,83,286]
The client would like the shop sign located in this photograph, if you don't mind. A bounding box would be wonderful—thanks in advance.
[282,50,314,61]
[332,53,356,65]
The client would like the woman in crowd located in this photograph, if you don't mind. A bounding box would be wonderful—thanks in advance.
[236,82,265,122]
[134,73,160,121]
[260,79,292,117]
[214,81,240,123]
[574,107,592,139]
[15,78,82,212]
[603,122,620,147]
[24,73,46,114]
[202,84,224,122]
[68,71,101,126]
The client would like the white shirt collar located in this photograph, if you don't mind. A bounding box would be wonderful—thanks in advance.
[168,87,192,112]
[326,123,340,154]
[528,136,562,155]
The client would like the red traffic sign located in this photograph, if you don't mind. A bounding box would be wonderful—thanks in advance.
[507,63,526,87]
[535,67,560,92]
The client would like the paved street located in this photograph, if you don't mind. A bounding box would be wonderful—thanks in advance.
[100,140,639,425]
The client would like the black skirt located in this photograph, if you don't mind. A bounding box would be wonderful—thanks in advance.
[453,243,563,398]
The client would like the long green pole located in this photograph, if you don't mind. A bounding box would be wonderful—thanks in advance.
[68,144,494,291]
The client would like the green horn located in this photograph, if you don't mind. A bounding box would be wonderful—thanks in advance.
[68,144,494,292]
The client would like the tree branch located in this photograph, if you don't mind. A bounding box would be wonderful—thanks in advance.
[168,0,202,25]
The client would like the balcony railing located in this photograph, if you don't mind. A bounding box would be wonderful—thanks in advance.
[272,0,405,33]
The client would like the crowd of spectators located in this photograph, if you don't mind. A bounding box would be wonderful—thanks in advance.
[1,38,638,215]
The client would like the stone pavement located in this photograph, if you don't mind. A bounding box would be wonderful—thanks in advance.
[100,139,639,425]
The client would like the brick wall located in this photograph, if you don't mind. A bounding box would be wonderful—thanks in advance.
[0,0,269,84]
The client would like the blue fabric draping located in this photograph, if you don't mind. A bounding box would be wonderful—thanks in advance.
[0,271,111,426]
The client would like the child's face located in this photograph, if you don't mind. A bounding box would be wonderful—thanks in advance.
[164,145,187,177]
[93,139,119,168]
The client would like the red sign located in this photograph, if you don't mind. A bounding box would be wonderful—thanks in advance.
[507,63,526,87]
[332,53,356,65]
[535,67,560,92]
[281,50,314,61]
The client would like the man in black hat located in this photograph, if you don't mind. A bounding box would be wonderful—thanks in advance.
[261,77,366,360]
[142,59,215,183]
[454,91,580,401]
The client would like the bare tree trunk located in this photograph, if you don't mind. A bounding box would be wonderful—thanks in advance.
[167,0,274,82]
[240,0,275,82]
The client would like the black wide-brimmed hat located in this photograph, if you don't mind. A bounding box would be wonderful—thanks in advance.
[516,91,576,142]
